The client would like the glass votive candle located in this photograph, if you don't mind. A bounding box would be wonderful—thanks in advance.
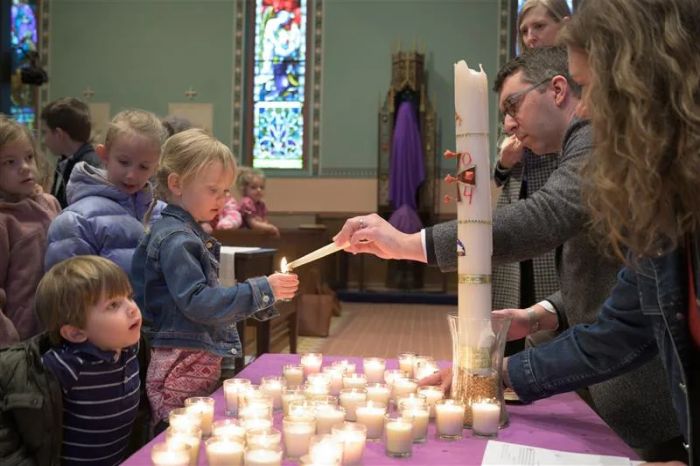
[246,426,282,450]
[418,386,444,418]
[212,419,246,442]
[361,357,386,384]
[471,398,501,438]
[435,399,466,440]
[245,447,283,466]
[342,373,367,390]
[383,414,413,458]
[313,404,346,434]
[260,376,286,410]
[241,417,274,433]
[282,417,316,459]
[239,397,273,421]
[400,405,430,443]
[304,381,331,401]
[392,377,418,401]
[223,378,251,416]
[168,407,200,433]
[338,388,367,422]
[301,352,323,376]
[288,400,316,422]
[398,352,417,377]
[205,436,244,466]
[365,383,391,406]
[150,442,190,466]
[322,366,344,396]
[184,397,214,437]
[331,422,367,466]
[165,426,201,466]
[239,384,264,408]
[308,434,343,465]
[283,364,305,387]
[413,356,438,381]
[298,454,340,466]
[396,393,427,411]
[383,369,407,386]
[282,387,305,416]
[332,359,356,375]
[309,395,338,408]
[354,401,387,440]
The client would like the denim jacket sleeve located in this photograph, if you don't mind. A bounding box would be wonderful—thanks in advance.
[508,265,659,402]
[159,231,277,325]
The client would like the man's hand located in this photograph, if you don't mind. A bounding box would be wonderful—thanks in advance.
[498,135,525,169]
[418,367,452,394]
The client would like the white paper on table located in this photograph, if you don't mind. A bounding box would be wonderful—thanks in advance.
[481,441,634,466]
[219,246,261,286]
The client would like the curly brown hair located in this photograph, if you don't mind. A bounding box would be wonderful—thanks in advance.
[559,0,700,260]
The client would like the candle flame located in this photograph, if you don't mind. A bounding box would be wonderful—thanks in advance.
[280,257,288,273]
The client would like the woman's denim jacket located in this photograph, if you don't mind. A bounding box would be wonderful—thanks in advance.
[508,233,700,464]
[131,204,278,358]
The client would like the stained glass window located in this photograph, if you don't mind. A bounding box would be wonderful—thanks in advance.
[10,0,39,130]
[252,0,306,169]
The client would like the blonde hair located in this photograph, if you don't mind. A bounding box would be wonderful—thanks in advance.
[236,166,265,197]
[0,114,50,199]
[146,128,236,223]
[518,0,571,51]
[36,256,133,345]
[104,109,168,151]
[559,0,700,260]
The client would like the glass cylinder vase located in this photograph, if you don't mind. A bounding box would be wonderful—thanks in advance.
[447,313,510,428]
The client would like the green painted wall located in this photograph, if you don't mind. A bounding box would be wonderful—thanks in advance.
[48,0,501,177]
[48,0,235,145]
[320,0,501,176]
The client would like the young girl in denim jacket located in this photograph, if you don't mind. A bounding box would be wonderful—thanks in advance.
[131,129,298,423]
[0,115,60,347]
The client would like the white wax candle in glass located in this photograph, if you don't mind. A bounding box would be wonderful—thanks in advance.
[168,407,200,433]
[239,385,264,408]
[205,437,244,466]
[383,414,413,458]
[309,395,338,407]
[260,376,285,411]
[342,373,367,390]
[331,422,367,466]
[212,419,246,442]
[365,383,391,406]
[308,434,343,465]
[471,399,500,438]
[241,417,273,433]
[306,372,331,387]
[418,386,444,418]
[223,378,251,416]
[435,399,466,440]
[413,356,439,381]
[244,448,283,466]
[396,393,427,411]
[282,417,316,459]
[238,398,273,421]
[283,364,305,387]
[282,388,305,416]
[400,407,430,443]
[313,404,345,434]
[322,366,344,396]
[300,353,323,376]
[338,388,367,422]
[383,369,407,387]
[304,381,330,401]
[392,378,418,401]
[165,426,202,466]
[184,397,215,437]
[287,401,316,423]
[354,401,387,440]
[150,442,190,466]
[398,352,417,377]
[362,357,386,384]
[332,359,356,375]
[246,427,282,450]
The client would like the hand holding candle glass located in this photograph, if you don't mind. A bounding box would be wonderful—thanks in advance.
[267,259,298,301]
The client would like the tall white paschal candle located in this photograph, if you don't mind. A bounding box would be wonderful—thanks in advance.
[454,61,493,344]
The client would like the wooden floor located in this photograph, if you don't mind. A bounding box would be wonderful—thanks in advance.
[317,302,453,360]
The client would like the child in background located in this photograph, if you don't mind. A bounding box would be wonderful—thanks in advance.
[0,115,61,347]
[41,97,102,208]
[0,256,143,465]
[45,109,167,274]
[237,166,280,237]
[131,129,298,424]
[200,185,243,233]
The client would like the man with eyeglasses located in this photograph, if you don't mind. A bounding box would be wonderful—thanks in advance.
[333,46,680,457]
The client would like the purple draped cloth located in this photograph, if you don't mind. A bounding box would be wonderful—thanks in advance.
[388,101,425,233]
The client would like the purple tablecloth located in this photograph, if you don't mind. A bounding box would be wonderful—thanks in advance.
[123,353,638,465]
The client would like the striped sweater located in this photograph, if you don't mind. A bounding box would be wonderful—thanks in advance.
[42,341,140,465]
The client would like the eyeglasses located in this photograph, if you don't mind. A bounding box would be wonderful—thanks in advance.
[501,77,552,119]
